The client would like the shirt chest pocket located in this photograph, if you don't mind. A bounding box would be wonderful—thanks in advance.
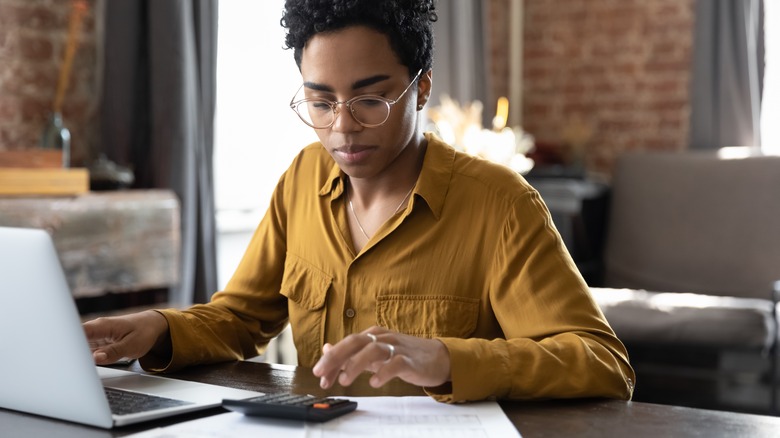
[376,295,480,338]
[279,254,332,366]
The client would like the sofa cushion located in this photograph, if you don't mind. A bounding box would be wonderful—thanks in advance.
[603,152,780,300]
[590,287,777,351]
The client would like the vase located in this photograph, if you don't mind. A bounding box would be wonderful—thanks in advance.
[40,112,71,168]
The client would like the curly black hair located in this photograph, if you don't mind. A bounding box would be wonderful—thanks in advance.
[280,0,437,78]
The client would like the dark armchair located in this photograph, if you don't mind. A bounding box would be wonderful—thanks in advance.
[590,150,780,414]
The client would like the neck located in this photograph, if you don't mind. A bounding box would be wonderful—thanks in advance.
[346,175,415,248]
[348,134,427,206]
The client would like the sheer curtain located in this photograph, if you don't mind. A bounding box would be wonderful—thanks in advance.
[431,0,493,128]
[689,0,764,150]
[100,0,218,306]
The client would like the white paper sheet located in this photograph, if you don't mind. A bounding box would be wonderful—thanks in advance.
[126,396,521,438]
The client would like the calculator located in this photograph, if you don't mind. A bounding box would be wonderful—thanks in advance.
[222,393,358,422]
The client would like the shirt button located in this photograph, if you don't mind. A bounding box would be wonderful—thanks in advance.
[345,308,356,318]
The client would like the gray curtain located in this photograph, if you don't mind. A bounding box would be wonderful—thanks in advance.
[690,0,764,149]
[431,0,492,128]
[100,0,218,306]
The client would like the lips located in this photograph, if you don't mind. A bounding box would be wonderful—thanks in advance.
[334,145,376,164]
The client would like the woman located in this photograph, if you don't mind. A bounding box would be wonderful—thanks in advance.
[85,0,634,403]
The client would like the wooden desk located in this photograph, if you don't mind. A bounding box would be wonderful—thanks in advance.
[2,361,779,437]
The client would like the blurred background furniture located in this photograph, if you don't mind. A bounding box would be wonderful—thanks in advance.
[525,173,610,286]
[0,190,180,315]
[590,150,780,415]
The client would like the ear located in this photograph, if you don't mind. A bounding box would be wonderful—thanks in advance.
[416,70,433,111]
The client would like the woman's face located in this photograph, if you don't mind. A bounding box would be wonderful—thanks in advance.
[298,25,430,181]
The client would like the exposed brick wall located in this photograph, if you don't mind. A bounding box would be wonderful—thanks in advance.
[1,0,696,177]
[487,0,695,178]
[0,0,98,167]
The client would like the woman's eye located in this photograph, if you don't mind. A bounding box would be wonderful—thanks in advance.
[310,101,332,111]
[356,98,384,107]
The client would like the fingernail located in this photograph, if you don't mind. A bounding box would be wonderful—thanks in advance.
[319,376,328,389]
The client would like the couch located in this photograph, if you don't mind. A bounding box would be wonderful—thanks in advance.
[589,149,780,414]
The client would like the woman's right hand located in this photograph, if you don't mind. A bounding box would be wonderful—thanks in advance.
[82,310,171,365]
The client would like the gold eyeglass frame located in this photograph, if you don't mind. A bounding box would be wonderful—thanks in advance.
[289,69,423,129]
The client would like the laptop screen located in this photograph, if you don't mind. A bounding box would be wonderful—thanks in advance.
[0,226,115,427]
[0,226,264,429]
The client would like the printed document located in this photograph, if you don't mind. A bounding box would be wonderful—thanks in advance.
[127,396,521,437]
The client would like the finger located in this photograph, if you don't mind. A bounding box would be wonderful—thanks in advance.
[82,317,113,341]
[90,329,139,365]
[369,353,406,388]
[93,343,127,365]
[316,364,340,390]
[83,319,123,364]
[92,350,109,363]
[316,343,337,388]
[314,333,372,374]
[313,344,339,378]
[338,341,396,386]
[313,334,367,389]
[314,331,381,388]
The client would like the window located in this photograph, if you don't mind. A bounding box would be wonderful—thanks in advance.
[215,0,316,220]
[214,0,310,364]
[214,0,316,288]
[762,0,779,153]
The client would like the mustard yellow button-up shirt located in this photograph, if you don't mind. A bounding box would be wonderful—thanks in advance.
[148,132,634,402]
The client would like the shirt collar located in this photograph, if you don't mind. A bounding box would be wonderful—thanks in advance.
[415,131,454,220]
[320,160,346,199]
[318,131,455,220]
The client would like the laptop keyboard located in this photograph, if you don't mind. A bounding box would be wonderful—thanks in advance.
[104,387,194,415]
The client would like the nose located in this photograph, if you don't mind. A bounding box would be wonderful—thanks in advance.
[330,103,363,132]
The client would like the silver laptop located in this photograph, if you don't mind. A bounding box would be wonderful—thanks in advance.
[0,226,263,428]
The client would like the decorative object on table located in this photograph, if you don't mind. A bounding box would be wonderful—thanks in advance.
[559,114,594,170]
[426,95,534,174]
[88,154,135,191]
[39,0,88,168]
[426,94,483,149]
[40,112,71,167]
[526,115,595,180]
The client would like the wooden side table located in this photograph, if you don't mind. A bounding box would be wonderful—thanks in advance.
[0,190,180,300]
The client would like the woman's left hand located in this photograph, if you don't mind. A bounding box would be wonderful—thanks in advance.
[312,326,451,389]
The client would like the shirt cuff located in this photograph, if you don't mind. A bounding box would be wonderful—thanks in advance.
[426,337,510,402]
[138,309,179,372]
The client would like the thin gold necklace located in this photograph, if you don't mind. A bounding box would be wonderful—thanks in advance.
[347,182,415,240]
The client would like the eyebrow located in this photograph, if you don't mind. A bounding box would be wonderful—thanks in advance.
[303,74,392,92]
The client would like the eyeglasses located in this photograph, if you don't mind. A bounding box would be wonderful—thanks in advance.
[289,69,422,129]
